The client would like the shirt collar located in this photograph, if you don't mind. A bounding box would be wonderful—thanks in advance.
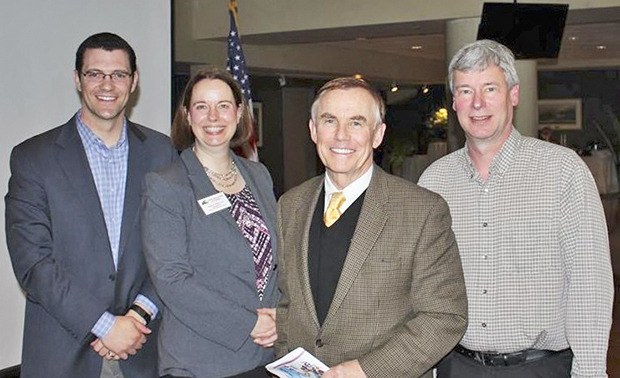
[324,165,373,213]
[461,127,522,181]
[76,110,128,151]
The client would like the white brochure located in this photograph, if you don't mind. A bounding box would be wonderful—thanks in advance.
[266,347,330,377]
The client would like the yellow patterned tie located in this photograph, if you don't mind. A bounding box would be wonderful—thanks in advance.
[324,192,346,227]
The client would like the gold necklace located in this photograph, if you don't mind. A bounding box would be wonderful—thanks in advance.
[203,161,238,188]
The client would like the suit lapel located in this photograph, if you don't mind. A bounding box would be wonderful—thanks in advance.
[299,178,324,327]
[118,123,147,260]
[55,116,113,265]
[182,149,240,230]
[323,167,389,327]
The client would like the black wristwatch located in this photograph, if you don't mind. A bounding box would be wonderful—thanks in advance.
[129,304,152,325]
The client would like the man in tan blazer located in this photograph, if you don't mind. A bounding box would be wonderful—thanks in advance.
[275,77,468,378]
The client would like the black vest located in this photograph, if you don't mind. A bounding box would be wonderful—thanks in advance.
[308,189,366,325]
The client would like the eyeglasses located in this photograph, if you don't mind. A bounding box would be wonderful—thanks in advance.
[81,70,133,83]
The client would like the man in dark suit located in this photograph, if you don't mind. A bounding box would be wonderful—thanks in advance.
[275,77,468,378]
[5,32,176,377]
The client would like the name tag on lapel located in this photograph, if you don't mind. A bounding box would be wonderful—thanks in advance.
[197,192,231,216]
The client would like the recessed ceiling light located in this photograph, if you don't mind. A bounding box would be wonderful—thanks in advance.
[354,74,363,80]
[596,45,607,50]
[568,36,578,41]
[390,83,399,92]
[410,45,423,50]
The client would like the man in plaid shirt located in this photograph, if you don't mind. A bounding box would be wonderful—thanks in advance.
[419,39,613,378]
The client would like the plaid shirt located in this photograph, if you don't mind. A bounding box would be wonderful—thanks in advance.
[419,128,613,377]
[76,113,157,338]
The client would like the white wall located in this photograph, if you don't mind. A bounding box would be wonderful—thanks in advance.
[0,1,171,369]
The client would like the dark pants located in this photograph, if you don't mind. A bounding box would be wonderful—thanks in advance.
[161,365,271,378]
[437,349,573,378]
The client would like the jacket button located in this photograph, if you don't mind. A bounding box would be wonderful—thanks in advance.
[108,273,116,281]
[315,339,324,347]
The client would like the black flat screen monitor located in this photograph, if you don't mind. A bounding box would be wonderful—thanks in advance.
[477,2,569,59]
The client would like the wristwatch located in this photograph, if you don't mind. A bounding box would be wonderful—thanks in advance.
[129,304,152,325]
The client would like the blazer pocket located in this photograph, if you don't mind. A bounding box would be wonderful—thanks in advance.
[364,257,402,273]
[363,257,410,301]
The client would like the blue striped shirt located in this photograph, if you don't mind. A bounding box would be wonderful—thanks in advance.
[75,112,157,338]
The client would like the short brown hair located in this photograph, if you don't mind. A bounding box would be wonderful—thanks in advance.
[310,77,385,126]
[76,32,136,74]
[171,67,253,150]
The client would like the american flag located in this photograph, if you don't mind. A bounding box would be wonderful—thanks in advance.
[226,0,258,161]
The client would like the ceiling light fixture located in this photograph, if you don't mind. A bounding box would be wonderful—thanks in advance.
[410,45,423,50]
[596,45,607,50]
[422,85,430,94]
[354,74,363,80]
[390,83,399,92]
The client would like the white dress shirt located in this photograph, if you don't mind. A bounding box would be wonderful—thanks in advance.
[324,166,373,215]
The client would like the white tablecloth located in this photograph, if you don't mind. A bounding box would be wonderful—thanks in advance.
[582,149,619,194]
[401,142,448,183]
[402,154,432,183]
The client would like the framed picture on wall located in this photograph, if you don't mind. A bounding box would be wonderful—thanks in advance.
[538,98,582,130]
[252,102,263,147]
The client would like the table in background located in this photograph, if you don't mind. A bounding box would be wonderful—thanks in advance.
[582,149,620,235]
[582,149,619,195]
[401,141,448,183]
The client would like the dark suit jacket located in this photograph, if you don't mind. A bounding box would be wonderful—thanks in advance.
[275,166,468,378]
[5,115,176,378]
[140,149,279,377]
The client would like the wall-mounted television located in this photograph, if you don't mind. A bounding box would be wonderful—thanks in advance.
[477,2,569,59]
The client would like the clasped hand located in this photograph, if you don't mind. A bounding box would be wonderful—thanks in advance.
[250,308,277,347]
[90,311,151,360]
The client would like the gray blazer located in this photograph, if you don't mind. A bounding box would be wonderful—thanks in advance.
[141,148,279,377]
[5,115,176,378]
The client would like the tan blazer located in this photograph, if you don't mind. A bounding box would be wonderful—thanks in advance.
[276,166,467,378]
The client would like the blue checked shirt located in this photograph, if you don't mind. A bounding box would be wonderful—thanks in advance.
[75,112,158,338]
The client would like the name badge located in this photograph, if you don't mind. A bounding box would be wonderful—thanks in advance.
[197,192,231,216]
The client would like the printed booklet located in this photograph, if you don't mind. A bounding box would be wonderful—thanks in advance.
[266,347,330,377]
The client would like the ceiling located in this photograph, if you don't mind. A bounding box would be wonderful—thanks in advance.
[319,21,620,62]
[556,22,620,61]
[241,6,620,78]
[320,21,620,71]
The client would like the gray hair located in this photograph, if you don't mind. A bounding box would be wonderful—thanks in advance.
[310,77,384,127]
[448,39,519,94]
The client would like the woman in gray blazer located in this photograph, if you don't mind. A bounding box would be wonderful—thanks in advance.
[141,67,279,377]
